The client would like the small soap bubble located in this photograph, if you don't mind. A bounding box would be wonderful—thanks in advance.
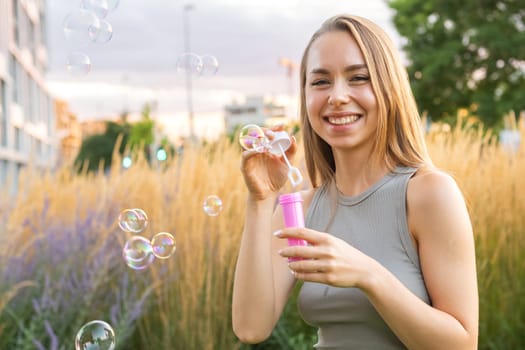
[81,0,110,19]
[122,155,132,168]
[75,320,115,350]
[92,19,113,44]
[123,235,155,270]
[199,54,219,76]
[63,9,101,46]
[156,148,167,161]
[151,232,176,259]
[176,52,203,76]
[203,195,223,217]
[107,0,120,12]
[238,124,268,152]
[66,52,91,76]
[117,208,148,233]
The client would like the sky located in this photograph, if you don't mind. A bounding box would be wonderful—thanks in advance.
[45,0,403,140]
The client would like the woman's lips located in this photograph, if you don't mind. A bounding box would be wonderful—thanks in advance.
[325,114,362,125]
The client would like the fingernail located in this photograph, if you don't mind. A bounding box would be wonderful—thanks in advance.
[273,230,282,237]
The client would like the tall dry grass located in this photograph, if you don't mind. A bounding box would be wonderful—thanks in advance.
[0,117,524,349]
[0,138,250,349]
[426,114,525,349]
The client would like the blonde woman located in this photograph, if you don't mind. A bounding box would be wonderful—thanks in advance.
[232,14,478,349]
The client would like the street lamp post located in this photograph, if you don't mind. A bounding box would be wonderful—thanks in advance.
[183,4,196,141]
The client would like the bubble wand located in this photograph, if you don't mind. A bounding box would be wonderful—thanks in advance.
[268,131,303,188]
[238,125,303,187]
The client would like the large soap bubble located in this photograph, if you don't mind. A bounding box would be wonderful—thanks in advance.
[75,320,115,350]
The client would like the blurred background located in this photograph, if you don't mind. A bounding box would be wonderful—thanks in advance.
[0,0,524,349]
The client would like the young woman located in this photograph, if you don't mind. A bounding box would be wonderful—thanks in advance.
[232,14,478,349]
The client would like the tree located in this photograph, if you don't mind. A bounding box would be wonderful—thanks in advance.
[74,121,130,172]
[128,103,155,161]
[388,0,525,127]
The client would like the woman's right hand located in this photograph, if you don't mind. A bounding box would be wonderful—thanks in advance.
[240,127,298,201]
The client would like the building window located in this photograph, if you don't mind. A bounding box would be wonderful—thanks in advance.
[39,8,46,47]
[0,80,6,147]
[12,0,20,46]
[14,126,23,151]
[9,55,18,103]
[0,160,7,186]
[29,20,36,64]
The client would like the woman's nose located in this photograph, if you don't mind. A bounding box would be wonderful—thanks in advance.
[328,79,350,106]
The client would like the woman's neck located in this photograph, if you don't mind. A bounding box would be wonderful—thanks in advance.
[332,149,390,197]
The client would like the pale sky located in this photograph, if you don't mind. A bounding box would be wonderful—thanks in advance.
[45,0,403,140]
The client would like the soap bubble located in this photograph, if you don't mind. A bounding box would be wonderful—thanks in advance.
[75,320,115,350]
[238,124,268,152]
[122,235,155,270]
[63,9,101,47]
[66,52,91,76]
[203,195,223,217]
[176,52,203,76]
[81,0,110,19]
[107,0,120,12]
[117,208,148,233]
[92,19,113,44]
[151,232,176,259]
[156,148,167,161]
[122,155,132,168]
[199,54,219,76]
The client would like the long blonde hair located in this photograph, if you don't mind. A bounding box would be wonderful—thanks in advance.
[300,14,432,188]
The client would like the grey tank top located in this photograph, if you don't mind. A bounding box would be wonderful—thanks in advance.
[298,167,430,349]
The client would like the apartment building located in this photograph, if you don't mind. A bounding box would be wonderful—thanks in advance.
[223,95,288,135]
[0,0,56,193]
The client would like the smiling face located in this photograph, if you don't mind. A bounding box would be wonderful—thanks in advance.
[304,30,378,153]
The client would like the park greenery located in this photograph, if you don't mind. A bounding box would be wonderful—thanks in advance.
[388,0,525,128]
[1,114,524,349]
[74,104,175,173]
[1,1,524,349]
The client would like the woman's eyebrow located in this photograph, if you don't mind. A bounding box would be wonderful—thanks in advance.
[309,64,368,75]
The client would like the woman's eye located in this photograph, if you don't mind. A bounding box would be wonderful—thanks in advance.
[311,79,330,86]
[350,75,370,83]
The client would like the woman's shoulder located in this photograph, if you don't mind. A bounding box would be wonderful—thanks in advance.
[407,167,468,224]
[409,167,461,200]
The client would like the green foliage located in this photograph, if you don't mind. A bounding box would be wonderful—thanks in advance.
[74,103,165,172]
[388,0,525,126]
[74,121,130,172]
[129,106,155,150]
[74,125,125,172]
[240,283,317,350]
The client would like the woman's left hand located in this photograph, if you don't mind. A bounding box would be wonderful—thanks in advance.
[275,228,376,288]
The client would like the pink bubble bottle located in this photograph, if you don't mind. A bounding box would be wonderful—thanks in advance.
[279,192,308,261]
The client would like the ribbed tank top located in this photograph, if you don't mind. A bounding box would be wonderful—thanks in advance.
[298,167,430,349]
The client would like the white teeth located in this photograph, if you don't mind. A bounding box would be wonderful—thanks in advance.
[327,115,360,125]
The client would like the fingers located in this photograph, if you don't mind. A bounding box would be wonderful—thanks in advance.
[287,258,332,283]
[291,271,325,282]
[278,244,317,260]
[274,227,326,245]
[285,135,298,159]
[240,149,260,165]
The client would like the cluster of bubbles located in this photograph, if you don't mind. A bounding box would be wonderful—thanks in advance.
[118,200,221,271]
[75,320,115,350]
[68,5,227,348]
[63,0,120,76]
[118,208,176,270]
[239,124,303,187]
[175,52,220,77]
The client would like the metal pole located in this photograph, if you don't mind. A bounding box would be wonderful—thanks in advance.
[183,4,195,141]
